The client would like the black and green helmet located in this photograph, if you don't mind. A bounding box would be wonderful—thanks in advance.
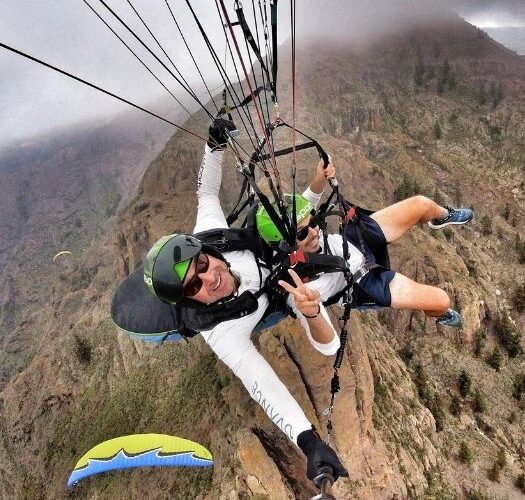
[256,193,313,244]
[144,234,202,304]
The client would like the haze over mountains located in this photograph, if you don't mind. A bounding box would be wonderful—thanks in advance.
[485,27,525,55]
[0,11,524,500]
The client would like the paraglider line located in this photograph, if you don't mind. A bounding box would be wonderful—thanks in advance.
[163,0,218,113]
[218,0,280,183]
[124,0,213,115]
[81,0,200,124]
[212,0,266,163]
[0,41,207,143]
[94,0,215,121]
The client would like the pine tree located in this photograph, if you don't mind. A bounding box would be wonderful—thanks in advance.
[486,346,502,371]
[488,449,507,482]
[414,56,425,86]
[516,473,525,493]
[458,441,474,465]
[502,204,511,221]
[511,283,525,313]
[433,120,442,139]
[429,393,445,431]
[496,448,507,469]
[481,214,492,235]
[450,395,461,417]
[477,82,487,105]
[519,240,525,264]
[432,187,443,206]
[513,373,525,401]
[471,388,486,413]
[458,370,471,398]
[474,329,487,357]
[490,80,504,109]
[494,314,522,358]
[488,463,501,482]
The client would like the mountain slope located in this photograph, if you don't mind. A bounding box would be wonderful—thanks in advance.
[0,107,175,386]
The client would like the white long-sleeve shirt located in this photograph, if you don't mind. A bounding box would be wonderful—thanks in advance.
[195,145,323,444]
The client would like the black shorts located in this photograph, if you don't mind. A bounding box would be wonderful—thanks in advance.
[345,208,396,308]
[353,267,396,308]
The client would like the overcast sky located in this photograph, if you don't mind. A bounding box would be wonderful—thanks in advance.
[1,0,524,149]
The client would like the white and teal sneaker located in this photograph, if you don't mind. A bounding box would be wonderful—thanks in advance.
[436,309,462,327]
[428,206,474,229]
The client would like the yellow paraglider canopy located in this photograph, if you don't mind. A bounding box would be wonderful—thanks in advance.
[67,434,213,487]
[52,250,72,262]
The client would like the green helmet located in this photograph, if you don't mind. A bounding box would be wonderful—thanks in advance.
[256,194,313,244]
[143,233,202,304]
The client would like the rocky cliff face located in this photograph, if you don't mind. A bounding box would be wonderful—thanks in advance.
[1,14,524,500]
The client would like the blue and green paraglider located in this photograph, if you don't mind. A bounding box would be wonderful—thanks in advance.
[67,433,213,487]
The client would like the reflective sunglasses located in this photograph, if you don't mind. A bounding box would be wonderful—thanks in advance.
[184,252,210,297]
[296,212,319,241]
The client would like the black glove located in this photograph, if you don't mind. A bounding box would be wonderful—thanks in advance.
[297,428,349,483]
[207,118,237,151]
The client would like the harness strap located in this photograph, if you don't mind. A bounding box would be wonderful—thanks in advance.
[324,298,352,445]
[321,265,369,308]
[226,177,251,225]
[317,201,384,269]
[256,140,320,162]
[317,181,358,443]
[195,227,273,271]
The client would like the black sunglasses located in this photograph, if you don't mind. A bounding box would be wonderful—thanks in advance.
[296,212,319,241]
[184,253,210,297]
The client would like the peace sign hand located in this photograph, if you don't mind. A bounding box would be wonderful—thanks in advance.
[278,269,321,318]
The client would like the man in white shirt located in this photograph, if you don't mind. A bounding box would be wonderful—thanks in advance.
[142,120,348,485]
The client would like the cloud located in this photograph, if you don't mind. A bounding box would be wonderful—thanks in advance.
[0,0,227,147]
[460,1,525,27]
[1,0,524,148]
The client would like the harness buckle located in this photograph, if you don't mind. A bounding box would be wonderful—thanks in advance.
[345,206,357,222]
[353,266,368,283]
[236,159,249,175]
[289,250,306,267]
[322,404,334,416]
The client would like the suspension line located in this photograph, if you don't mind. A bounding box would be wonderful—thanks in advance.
[218,0,281,189]
[125,0,218,114]
[0,41,207,143]
[95,0,215,121]
[163,0,217,110]
[82,0,200,126]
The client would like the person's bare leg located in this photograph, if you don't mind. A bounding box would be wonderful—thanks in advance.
[370,195,445,243]
[388,272,450,317]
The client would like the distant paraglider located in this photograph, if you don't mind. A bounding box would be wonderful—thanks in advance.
[67,433,213,487]
[52,250,72,262]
